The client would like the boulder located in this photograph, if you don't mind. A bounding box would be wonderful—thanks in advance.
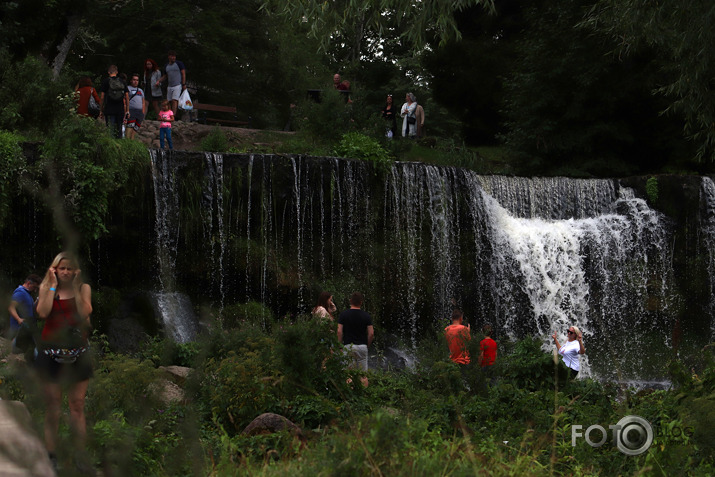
[241,412,303,439]
[158,365,191,386]
[0,401,55,476]
[149,379,185,405]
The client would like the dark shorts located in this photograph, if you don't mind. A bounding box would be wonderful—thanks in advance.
[127,109,145,128]
[34,347,93,383]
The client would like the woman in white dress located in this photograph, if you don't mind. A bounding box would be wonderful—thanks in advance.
[400,93,418,137]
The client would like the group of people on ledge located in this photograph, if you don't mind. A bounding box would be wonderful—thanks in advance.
[313,290,586,388]
[73,50,187,149]
[381,92,425,139]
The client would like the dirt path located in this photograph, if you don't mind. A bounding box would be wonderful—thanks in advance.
[133,119,281,151]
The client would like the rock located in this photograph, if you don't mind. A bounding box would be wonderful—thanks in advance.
[149,379,185,405]
[241,413,303,439]
[158,365,191,386]
[0,401,55,476]
[0,337,11,357]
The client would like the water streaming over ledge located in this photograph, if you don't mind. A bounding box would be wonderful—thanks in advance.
[148,153,713,378]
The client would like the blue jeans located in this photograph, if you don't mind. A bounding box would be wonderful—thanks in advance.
[160,127,172,149]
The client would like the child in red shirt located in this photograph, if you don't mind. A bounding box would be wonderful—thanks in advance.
[479,324,497,368]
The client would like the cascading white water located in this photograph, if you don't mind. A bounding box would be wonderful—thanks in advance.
[150,150,180,291]
[150,291,198,343]
[245,155,253,302]
[478,185,673,378]
[699,177,715,339]
[150,153,683,377]
[383,164,674,379]
[203,152,226,313]
[150,150,198,342]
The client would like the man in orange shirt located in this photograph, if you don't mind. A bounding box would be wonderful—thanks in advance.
[445,309,471,365]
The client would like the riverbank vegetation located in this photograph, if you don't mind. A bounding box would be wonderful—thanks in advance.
[2,314,712,476]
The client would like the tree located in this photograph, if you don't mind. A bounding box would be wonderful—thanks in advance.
[500,0,690,175]
[422,0,523,144]
[262,0,495,64]
[584,0,715,162]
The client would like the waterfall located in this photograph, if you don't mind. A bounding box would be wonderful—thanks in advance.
[150,291,198,343]
[150,150,198,342]
[150,150,180,291]
[382,164,674,379]
[700,177,715,339]
[478,184,674,378]
[203,152,226,313]
[146,153,687,378]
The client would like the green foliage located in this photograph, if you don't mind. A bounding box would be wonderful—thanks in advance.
[263,0,494,57]
[200,127,229,152]
[37,110,150,243]
[0,129,27,227]
[221,300,275,330]
[87,354,162,421]
[139,338,200,367]
[294,87,356,143]
[501,0,688,175]
[334,132,394,175]
[274,315,337,388]
[646,176,659,204]
[585,0,715,162]
[199,349,283,433]
[91,406,200,477]
[500,336,569,390]
[0,49,69,132]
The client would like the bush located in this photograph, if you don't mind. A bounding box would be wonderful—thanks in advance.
[294,87,356,143]
[87,354,162,422]
[0,129,27,227]
[0,49,70,132]
[334,132,394,175]
[221,301,274,330]
[200,127,229,152]
[38,110,150,242]
[500,336,569,390]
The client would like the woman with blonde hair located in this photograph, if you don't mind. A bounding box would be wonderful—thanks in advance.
[35,251,93,472]
[552,325,585,379]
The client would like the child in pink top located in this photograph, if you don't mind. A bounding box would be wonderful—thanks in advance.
[158,100,174,149]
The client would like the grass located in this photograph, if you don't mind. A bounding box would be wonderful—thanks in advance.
[1,319,712,476]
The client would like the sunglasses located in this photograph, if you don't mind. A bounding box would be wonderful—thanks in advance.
[567,330,575,335]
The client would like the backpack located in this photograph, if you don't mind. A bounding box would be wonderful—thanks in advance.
[107,76,125,101]
[87,88,100,117]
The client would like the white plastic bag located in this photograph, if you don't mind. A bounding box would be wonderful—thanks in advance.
[179,89,193,110]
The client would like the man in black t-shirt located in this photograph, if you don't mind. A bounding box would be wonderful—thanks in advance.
[337,291,374,387]
[99,65,129,138]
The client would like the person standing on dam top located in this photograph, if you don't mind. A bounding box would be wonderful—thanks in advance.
[157,50,186,117]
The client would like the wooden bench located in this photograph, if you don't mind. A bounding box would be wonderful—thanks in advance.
[193,103,252,128]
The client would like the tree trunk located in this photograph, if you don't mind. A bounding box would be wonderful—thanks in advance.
[51,14,81,80]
